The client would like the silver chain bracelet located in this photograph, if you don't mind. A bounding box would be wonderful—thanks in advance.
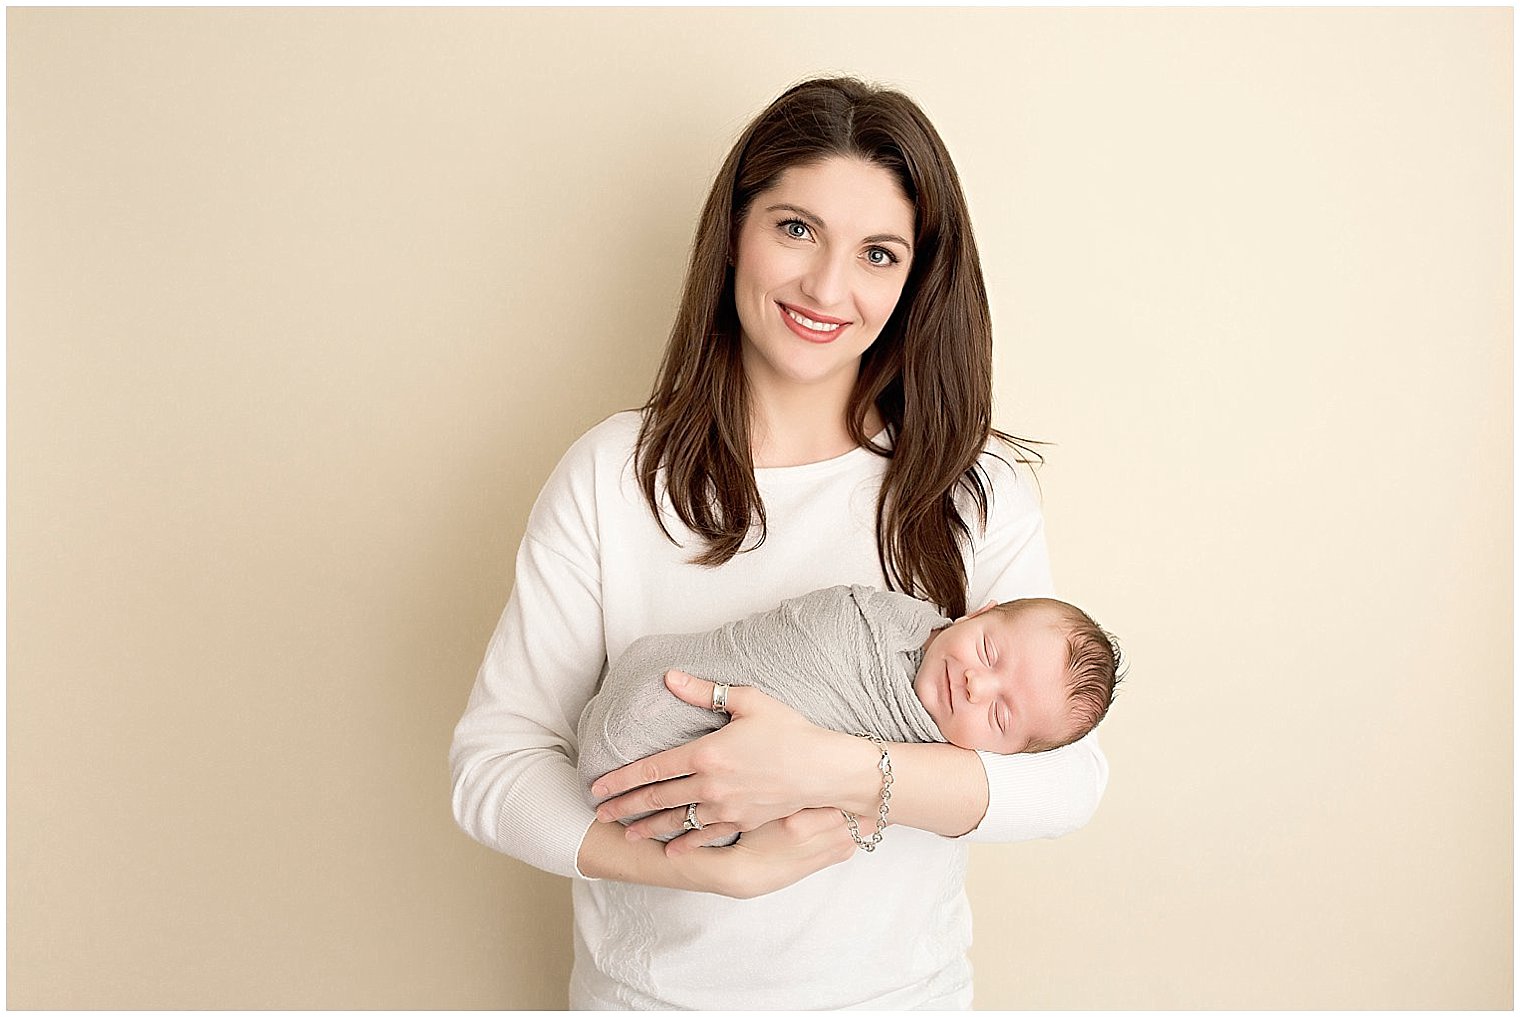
[841,733,893,852]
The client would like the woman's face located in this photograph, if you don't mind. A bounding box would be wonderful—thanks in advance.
[730,156,916,397]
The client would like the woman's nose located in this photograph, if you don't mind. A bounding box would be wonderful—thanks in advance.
[799,252,847,308]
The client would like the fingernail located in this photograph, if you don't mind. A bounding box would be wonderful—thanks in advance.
[592,783,607,797]
[666,670,687,686]
[596,808,610,822]
[625,828,643,841]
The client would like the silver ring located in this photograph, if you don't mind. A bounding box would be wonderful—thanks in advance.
[683,803,704,831]
[711,683,731,714]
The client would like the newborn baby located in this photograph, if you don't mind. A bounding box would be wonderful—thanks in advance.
[576,584,1120,842]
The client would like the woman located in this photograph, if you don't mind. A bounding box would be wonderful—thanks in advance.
[450,76,1108,1009]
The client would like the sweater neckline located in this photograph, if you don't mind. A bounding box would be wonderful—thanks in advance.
[753,428,891,481]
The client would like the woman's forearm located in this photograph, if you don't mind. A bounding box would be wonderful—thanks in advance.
[822,733,989,838]
[966,731,1108,842]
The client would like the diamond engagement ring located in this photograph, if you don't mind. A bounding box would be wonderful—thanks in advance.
[683,803,704,831]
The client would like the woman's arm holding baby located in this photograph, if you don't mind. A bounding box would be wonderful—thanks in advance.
[595,671,991,847]
[597,666,1105,850]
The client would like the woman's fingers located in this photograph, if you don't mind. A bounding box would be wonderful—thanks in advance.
[591,742,697,801]
[592,670,768,804]
[595,775,701,823]
[589,669,746,801]
[712,809,858,899]
[620,805,738,849]
[662,669,762,718]
[595,671,835,834]
[665,823,742,855]
[622,804,697,841]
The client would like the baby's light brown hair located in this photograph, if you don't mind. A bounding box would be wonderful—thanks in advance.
[990,597,1123,753]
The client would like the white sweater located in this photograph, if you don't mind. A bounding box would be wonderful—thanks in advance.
[449,411,1109,1010]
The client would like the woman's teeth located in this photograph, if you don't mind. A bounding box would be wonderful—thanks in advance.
[784,307,842,333]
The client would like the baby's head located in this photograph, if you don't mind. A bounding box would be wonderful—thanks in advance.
[913,597,1121,754]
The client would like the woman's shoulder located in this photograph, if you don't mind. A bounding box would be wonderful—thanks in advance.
[560,408,645,467]
[965,432,1043,516]
[527,408,646,548]
[957,433,1052,596]
[537,408,647,494]
[939,432,1046,578]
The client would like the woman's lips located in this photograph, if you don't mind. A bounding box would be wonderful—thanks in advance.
[944,661,954,714]
[776,302,849,343]
[780,301,849,325]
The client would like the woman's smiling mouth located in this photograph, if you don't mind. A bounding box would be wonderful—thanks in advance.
[777,302,849,343]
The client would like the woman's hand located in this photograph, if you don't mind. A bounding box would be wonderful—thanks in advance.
[701,808,859,899]
[578,798,859,899]
[591,670,878,853]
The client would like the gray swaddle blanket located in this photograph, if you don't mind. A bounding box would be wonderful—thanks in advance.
[575,584,952,842]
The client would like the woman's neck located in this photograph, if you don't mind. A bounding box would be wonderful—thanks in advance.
[748,389,884,468]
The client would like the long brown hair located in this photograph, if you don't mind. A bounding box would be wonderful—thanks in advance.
[634,76,1038,618]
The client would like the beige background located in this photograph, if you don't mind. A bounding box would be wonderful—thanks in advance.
[7,7,1512,1010]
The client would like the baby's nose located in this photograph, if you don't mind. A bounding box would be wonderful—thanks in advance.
[964,671,988,702]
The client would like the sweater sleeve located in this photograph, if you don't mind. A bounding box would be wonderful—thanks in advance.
[958,446,1110,843]
[448,436,609,880]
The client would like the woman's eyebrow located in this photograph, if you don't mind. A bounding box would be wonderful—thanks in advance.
[763,203,913,251]
[764,203,823,228]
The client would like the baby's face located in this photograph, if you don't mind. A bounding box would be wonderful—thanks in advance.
[913,604,1075,754]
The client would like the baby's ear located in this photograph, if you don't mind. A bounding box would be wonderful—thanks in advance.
[953,600,999,623]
